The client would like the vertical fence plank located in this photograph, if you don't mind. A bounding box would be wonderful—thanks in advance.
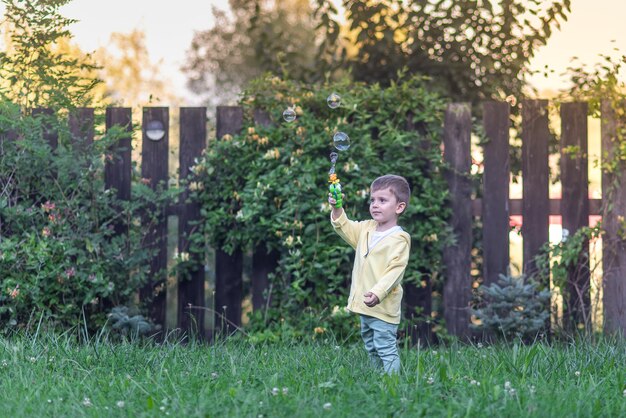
[104,108,132,214]
[521,100,550,274]
[521,99,550,334]
[177,107,207,336]
[104,108,132,315]
[251,109,279,312]
[140,107,169,329]
[69,108,94,151]
[561,102,591,331]
[215,106,244,334]
[601,100,626,335]
[32,108,58,150]
[442,103,472,339]
[482,101,510,287]
[404,113,433,345]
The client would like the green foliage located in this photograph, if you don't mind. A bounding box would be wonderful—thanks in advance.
[0,0,101,109]
[535,226,601,292]
[315,0,572,103]
[472,273,551,341]
[189,73,452,339]
[0,107,179,331]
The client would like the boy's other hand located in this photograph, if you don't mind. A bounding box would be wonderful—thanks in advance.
[363,292,380,307]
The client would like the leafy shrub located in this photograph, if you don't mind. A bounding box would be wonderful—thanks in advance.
[188,73,452,340]
[0,104,179,332]
[472,273,551,341]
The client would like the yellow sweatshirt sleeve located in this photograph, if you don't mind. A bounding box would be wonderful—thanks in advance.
[330,209,363,250]
[369,238,410,302]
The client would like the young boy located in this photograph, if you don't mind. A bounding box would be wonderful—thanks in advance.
[329,174,411,375]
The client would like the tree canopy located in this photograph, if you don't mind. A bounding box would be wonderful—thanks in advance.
[184,0,572,105]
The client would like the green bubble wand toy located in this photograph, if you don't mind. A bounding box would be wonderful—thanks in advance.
[328,152,342,208]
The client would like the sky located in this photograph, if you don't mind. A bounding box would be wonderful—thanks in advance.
[1,0,626,103]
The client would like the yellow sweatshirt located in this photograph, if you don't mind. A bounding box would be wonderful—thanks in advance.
[331,210,411,324]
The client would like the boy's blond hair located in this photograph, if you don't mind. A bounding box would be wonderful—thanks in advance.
[371,175,411,209]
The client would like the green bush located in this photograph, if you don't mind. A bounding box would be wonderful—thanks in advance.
[188,73,453,340]
[472,273,551,341]
[0,103,178,331]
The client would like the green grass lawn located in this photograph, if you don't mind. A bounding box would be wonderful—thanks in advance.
[0,333,624,417]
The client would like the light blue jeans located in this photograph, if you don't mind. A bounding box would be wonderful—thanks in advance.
[360,314,400,375]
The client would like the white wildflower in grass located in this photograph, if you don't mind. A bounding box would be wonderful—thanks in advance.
[29,356,36,363]
[323,403,332,409]
[271,387,279,396]
[116,401,125,408]
[477,342,484,348]
[427,376,435,385]
[504,381,511,390]
[432,350,437,355]
[575,371,581,377]
[530,385,536,394]
[82,398,92,407]
[211,372,218,379]
[160,406,166,411]
[1,360,7,367]
[623,389,626,397]
[470,380,480,386]
[47,399,52,403]
[282,387,288,395]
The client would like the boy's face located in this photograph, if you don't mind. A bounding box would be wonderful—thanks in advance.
[369,187,406,227]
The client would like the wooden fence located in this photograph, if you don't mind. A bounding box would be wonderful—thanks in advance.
[9,101,626,340]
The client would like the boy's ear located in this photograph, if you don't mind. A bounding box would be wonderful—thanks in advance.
[395,201,406,215]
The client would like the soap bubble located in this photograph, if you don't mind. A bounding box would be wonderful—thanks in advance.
[333,132,350,151]
[283,107,296,122]
[327,92,341,109]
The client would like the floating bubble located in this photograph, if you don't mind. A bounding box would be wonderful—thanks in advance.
[327,92,341,109]
[333,132,350,151]
[283,107,296,122]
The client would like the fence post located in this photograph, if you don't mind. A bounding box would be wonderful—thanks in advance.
[521,99,550,334]
[69,108,94,152]
[601,100,626,335]
[105,108,132,225]
[442,102,472,340]
[177,107,207,336]
[404,113,433,345]
[215,106,244,335]
[482,101,510,287]
[32,108,57,150]
[560,102,590,332]
[140,107,169,329]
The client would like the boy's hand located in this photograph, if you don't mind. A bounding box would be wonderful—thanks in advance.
[328,192,344,208]
[363,292,380,307]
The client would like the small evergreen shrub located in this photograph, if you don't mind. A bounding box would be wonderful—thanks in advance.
[472,273,551,341]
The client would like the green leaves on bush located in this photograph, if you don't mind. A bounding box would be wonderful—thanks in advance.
[0,110,179,332]
[188,73,453,338]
